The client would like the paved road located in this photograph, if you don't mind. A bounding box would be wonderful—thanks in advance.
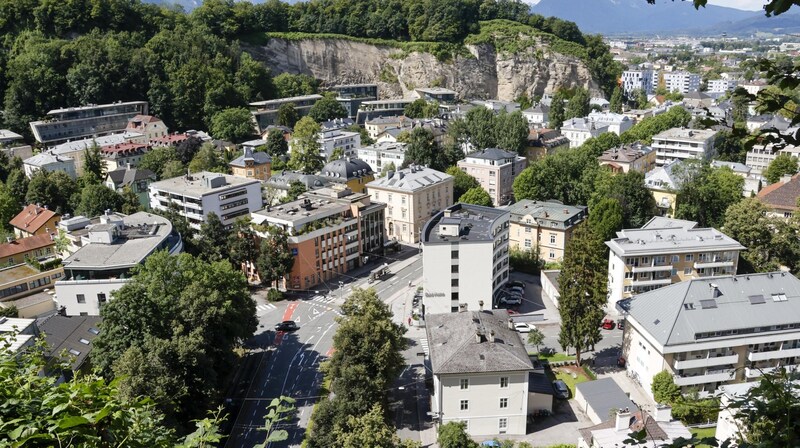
[224,248,424,448]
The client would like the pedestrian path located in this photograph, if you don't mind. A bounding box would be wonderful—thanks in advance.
[309,295,336,305]
[256,303,277,315]
[419,338,429,356]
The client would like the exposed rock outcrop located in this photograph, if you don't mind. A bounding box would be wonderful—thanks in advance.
[246,37,603,101]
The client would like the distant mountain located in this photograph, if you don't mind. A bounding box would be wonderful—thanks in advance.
[530,0,767,35]
[701,12,800,35]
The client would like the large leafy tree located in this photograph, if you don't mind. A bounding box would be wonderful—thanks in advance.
[464,106,497,150]
[175,137,204,166]
[445,166,479,199]
[609,86,623,113]
[288,116,323,173]
[333,404,419,448]
[557,222,606,366]
[76,184,123,217]
[437,421,478,448]
[266,130,289,159]
[459,186,493,207]
[763,153,799,184]
[228,217,261,272]
[277,103,299,128]
[565,87,590,120]
[549,91,567,129]
[0,182,21,233]
[82,142,105,183]
[308,94,348,122]
[723,198,800,273]
[513,145,599,206]
[210,107,256,143]
[590,169,657,229]
[588,197,623,243]
[619,106,692,144]
[494,110,529,155]
[188,144,225,174]
[256,226,295,286]
[25,170,78,215]
[140,146,181,180]
[403,127,443,170]
[674,161,743,229]
[92,251,257,425]
[196,212,230,262]
[273,73,319,98]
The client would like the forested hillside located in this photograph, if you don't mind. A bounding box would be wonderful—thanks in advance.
[0,0,619,140]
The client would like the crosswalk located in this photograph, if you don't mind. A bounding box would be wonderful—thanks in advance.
[256,303,277,315]
[419,338,429,356]
[310,295,337,305]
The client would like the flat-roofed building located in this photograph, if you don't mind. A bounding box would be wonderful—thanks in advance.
[415,87,457,104]
[422,203,510,314]
[30,101,148,146]
[622,272,800,397]
[457,148,527,206]
[0,263,63,304]
[663,72,701,94]
[606,217,744,309]
[366,166,454,244]
[356,141,407,173]
[250,187,385,290]
[651,127,717,166]
[149,172,263,229]
[622,69,655,96]
[250,95,323,132]
[0,317,38,353]
[0,130,23,146]
[329,84,378,118]
[55,212,183,316]
[356,99,414,124]
[507,200,587,263]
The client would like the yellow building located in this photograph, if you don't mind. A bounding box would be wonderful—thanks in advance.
[10,205,60,239]
[507,200,587,263]
[598,143,657,174]
[0,233,57,266]
[644,161,681,217]
[229,148,272,181]
[320,158,375,194]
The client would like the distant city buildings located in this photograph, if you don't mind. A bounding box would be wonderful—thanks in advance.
[622,69,655,96]
[663,72,701,94]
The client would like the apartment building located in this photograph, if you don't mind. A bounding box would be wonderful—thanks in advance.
[328,84,378,118]
[427,310,533,436]
[457,148,527,206]
[587,112,634,136]
[622,272,800,397]
[99,143,149,171]
[55,212,182,316]
[105,167,157,210]
[22,153,77,179]
[366,166,453,244]
[125,115,168,140]
[622,69,655,96]
[149,172,263,229]
[421,204,509,314]
[319,158,374,194]
[356,99,413,124]
[30,101,148,146]
[598,143,656,174]
[522,104,549,127]
[745,144,800,176]
[249,94,322,132]
[229,148,271,182]
[415,87,457,104]
[663,72,701,94]
[250,187,385,290]
[316,127,361,160]
[356,141,407,173]
[706,79,738,94]
[0,129,23,146]
[365,116,411,139]
[507,200,587,263]
[651,128,718,166]
[561,118,609,148]
[606,217,744,309]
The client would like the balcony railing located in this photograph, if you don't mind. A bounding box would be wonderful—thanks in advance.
[631,277,673,287]
[632,264,673,273]
[694,260,734,269]
[674,368,735,386]
[674,353,739,370]
[748,346,800,362]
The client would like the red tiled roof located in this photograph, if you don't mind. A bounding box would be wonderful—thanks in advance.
[128,114,162,124]
[757,173,800,210]
[9,205,59,233]
[0,233,56,259]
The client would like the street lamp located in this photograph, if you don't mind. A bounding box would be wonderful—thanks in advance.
[338,281,344,299]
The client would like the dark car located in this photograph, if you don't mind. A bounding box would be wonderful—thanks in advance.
[617,319,625,331]
[508,280,526,290]
[275,320,299,331]
[553,380,570,399]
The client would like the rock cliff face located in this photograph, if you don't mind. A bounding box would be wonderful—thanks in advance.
[246,37,603,101]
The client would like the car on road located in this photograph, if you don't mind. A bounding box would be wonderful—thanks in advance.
[508,280,525,290]
[601,319,615,330]
[553,380,569,399]
[506,286,525,295]
[617,319,625,331]
[275,320,299,332]
[514,322,535,333]
[500,296,522,305]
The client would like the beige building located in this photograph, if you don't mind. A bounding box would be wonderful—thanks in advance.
[366,166,453,244]
[364,116,411,139]
[229,148,271,181]
[757,173,800,219]
[506,200,587,263]
[606,217,744,310]
[598,143,656,174]
[623,272,800,398]
[457,148,527,206]
[125,115,168,140]
[427,310,534,437]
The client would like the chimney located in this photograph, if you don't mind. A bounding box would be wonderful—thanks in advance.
[508,319,515,330]
[475,331,483,343]
[654,404,672,422]
[487,329,495,343]
[478,300,484,311]
[615,409,631,431]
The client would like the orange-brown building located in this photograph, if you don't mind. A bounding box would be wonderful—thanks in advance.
[0,232,57,266]
[250,186,385,290]
[10,205,60,239]
[229,147,271,181]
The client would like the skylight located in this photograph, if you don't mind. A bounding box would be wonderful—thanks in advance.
[772,293,788,302]
[749,295,766,305]
[700,299,718,309]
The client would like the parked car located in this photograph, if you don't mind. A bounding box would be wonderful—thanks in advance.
[506,286,525,295]
[508,280,525,290]
[514,322,535,333]
[601,319,615,330]
[275,320,299,332]
[617,319,625,331]
[506,309,520,316]
[500,296,522,305]
[553,380,570,399]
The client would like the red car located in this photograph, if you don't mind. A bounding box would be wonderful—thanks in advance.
[601,319,615,330]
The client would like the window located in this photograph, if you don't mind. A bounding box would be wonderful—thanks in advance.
[77,294,86,304]
[549,234,556,244]
[451,264,459,273]
[624,271,633,279]
[460,378,469,389]
[451,278,458,287]
[684,267,692,275]
[671,255,679,263]
[97,293,107,302]
[451,250,459,259]
[499,377,509,388]
[498,418,508,432]
[524,239,532,248]
[685,254,694,262]
[525,227,531,233]
[499,398,508,408]
[460,400,469,411]
[549,251,555,259]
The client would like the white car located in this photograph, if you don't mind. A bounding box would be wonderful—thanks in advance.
[514,322,535,333]
[500,296,522,305]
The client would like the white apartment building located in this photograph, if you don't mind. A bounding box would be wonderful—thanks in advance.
[522,104,549,126]
[606,217,744,309]
[356,141,407,173]
[561,118,610,148]
[149,172,263,229]
[745,144,800,176]
[55,212,183,316]
[622,69,655,96]
[366,166,453,244]
[421,203,509,315]
[622,272,800,398]
[587,112,634,136]
[651,127,718,166]
[427,310,533,436]
[22,153,77,179]
[663,72,701,94]
[313,127,361,160]
[706,79,738,94]
[457,148,527,206]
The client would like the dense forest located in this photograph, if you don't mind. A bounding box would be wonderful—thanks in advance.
[0,0,619,141]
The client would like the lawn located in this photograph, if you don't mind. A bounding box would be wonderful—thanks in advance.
[530,352,577,363]
[552,365,591,398]
[691,426,717,448]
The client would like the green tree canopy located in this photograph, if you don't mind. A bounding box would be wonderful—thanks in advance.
[76,184,123,217]
[0,182,21,233]
[25,170,78,215]
[210,107,256,143]
[609,86,623,113]
[674,161,744,228]
[288,116,323,173]
[273,73,319,98]
[565,87,590,120]
[445,166,480,199]
[588,197,623,243]
[140,146,180,180]
[188,144,226,174]
[82,142,105,183]
[196,212,230,262]
[437,421,478,448]
[464,106,497,150]
[308,94,348,122]
[590,169,657,229]
[651,370,682,404]
[277,103,299,129]
[763,153,799,184]
[494,110,529,155]
[266,130,289,159]
[459,186,493,207]
[549,91,567,129]
[256,226,295,286]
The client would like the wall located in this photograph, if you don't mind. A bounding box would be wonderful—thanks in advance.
[55,278,129,316]
[439,371,529,436]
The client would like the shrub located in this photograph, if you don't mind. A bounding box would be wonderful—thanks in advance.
[267,288,284,302]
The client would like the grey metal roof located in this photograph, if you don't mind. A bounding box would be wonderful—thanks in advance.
[464,148,518,161]
[426,310,534,375]
[606,217,744,257]
[627,272,800,347]
[423,203,508,243]
[40,315,102,371]
[575,378,635,421]
[266,172,329,190]
[320,157,373,180]
[229,148,271,167]
[505,200,587,228]
[529,371,555,395]
[711,160,750,174]
[106,167,156,187]
[366,166,452,192]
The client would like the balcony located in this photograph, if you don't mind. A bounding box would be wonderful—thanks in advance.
[632,264,673,273]
[674,353,739,370]
[674,368,735,387]
[745,364,797,379]
[694,260,735,269]
[631,278,673,287]
[748,346,800,362]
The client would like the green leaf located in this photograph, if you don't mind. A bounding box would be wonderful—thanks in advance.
[266,429,289,442]
[56,415,90,429]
